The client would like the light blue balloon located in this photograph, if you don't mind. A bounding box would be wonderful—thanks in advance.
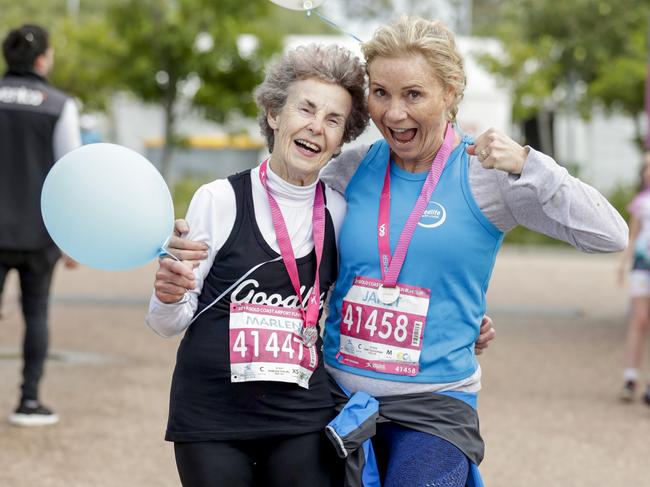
[41,143,174,271]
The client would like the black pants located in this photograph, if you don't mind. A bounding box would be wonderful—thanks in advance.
[0,246,59,402]
[174,431,343,487]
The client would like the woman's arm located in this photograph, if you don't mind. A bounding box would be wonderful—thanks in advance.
[469,129,628,252]
[145,180,236,337]
[498,149,628,252]
[319,145,370,195]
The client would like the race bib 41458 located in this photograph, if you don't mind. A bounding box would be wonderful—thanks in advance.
[337,276,430,376]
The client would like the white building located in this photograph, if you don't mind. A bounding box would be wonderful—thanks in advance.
[554,110,642,192]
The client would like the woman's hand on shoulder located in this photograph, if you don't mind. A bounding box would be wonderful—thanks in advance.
[467,128,529,175]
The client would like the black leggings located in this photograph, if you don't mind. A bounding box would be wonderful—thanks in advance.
[174,431,343,487]
[0,246,59,402]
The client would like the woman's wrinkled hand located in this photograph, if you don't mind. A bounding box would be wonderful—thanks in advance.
[166,219,209,267]
[154,258,197,304]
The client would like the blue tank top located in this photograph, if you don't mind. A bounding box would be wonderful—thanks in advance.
[323,137,503,383]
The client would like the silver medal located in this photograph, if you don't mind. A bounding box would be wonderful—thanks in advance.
[377,285,400,305]
[301,326,319,347]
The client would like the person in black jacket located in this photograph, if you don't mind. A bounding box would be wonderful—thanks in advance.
[0,24,81,426]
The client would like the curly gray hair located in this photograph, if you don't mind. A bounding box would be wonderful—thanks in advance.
[254,44,369,152]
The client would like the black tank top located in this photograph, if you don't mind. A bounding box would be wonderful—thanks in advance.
[166,171,339,442]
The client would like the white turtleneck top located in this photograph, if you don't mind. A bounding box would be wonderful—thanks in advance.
[145,163,347,338]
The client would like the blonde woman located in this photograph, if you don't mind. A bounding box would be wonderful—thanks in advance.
[318,17,626,487]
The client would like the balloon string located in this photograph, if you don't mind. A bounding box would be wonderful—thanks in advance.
[187,256,283,326]
[307,9,363,43]
[158,247,181,262]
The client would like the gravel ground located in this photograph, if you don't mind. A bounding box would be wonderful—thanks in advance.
[0,247,648,486]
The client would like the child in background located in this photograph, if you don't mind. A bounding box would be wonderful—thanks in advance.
[619,151,650,404]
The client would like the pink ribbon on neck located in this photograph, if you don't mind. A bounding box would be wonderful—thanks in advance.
[259,160,325,331]
[377,124,455,287]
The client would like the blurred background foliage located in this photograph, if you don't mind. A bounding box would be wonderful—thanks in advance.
[0,0,335,179]
[172,177,204,219]
[0,0,645,241]
[475,0,650,143]
[5,0,648,137]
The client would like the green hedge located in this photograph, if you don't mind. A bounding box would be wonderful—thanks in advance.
[606,183,636,223]
[172,178,207,220]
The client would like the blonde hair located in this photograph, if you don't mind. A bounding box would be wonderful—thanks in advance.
[362,16,466,122]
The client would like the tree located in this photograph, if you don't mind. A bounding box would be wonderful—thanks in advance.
[49,18,124,112]
[0,0,118,111]
[264,3,338,35]
[480,0,650,146]
[0,0,342,180]
[0,0,72,27]
[104,0,282,180]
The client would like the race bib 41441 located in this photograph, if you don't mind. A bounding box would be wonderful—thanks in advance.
[229,302,318,389]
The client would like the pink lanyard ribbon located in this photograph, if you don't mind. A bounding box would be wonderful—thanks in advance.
[377,124,455,288]
[259,160,325,330]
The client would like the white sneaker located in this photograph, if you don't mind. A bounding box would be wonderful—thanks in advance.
[8,399,59,427]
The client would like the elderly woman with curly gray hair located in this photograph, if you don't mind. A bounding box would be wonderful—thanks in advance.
[145,44,368,487]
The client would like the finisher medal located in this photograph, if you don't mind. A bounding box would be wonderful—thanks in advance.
[259,160,325,352]
[301,326,319,347]
[377,285,401,305]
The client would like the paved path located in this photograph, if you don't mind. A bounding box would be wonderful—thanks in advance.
[0,247,647,486]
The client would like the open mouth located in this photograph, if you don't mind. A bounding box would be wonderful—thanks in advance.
[294,139,322,154]
[389,128,417,144]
